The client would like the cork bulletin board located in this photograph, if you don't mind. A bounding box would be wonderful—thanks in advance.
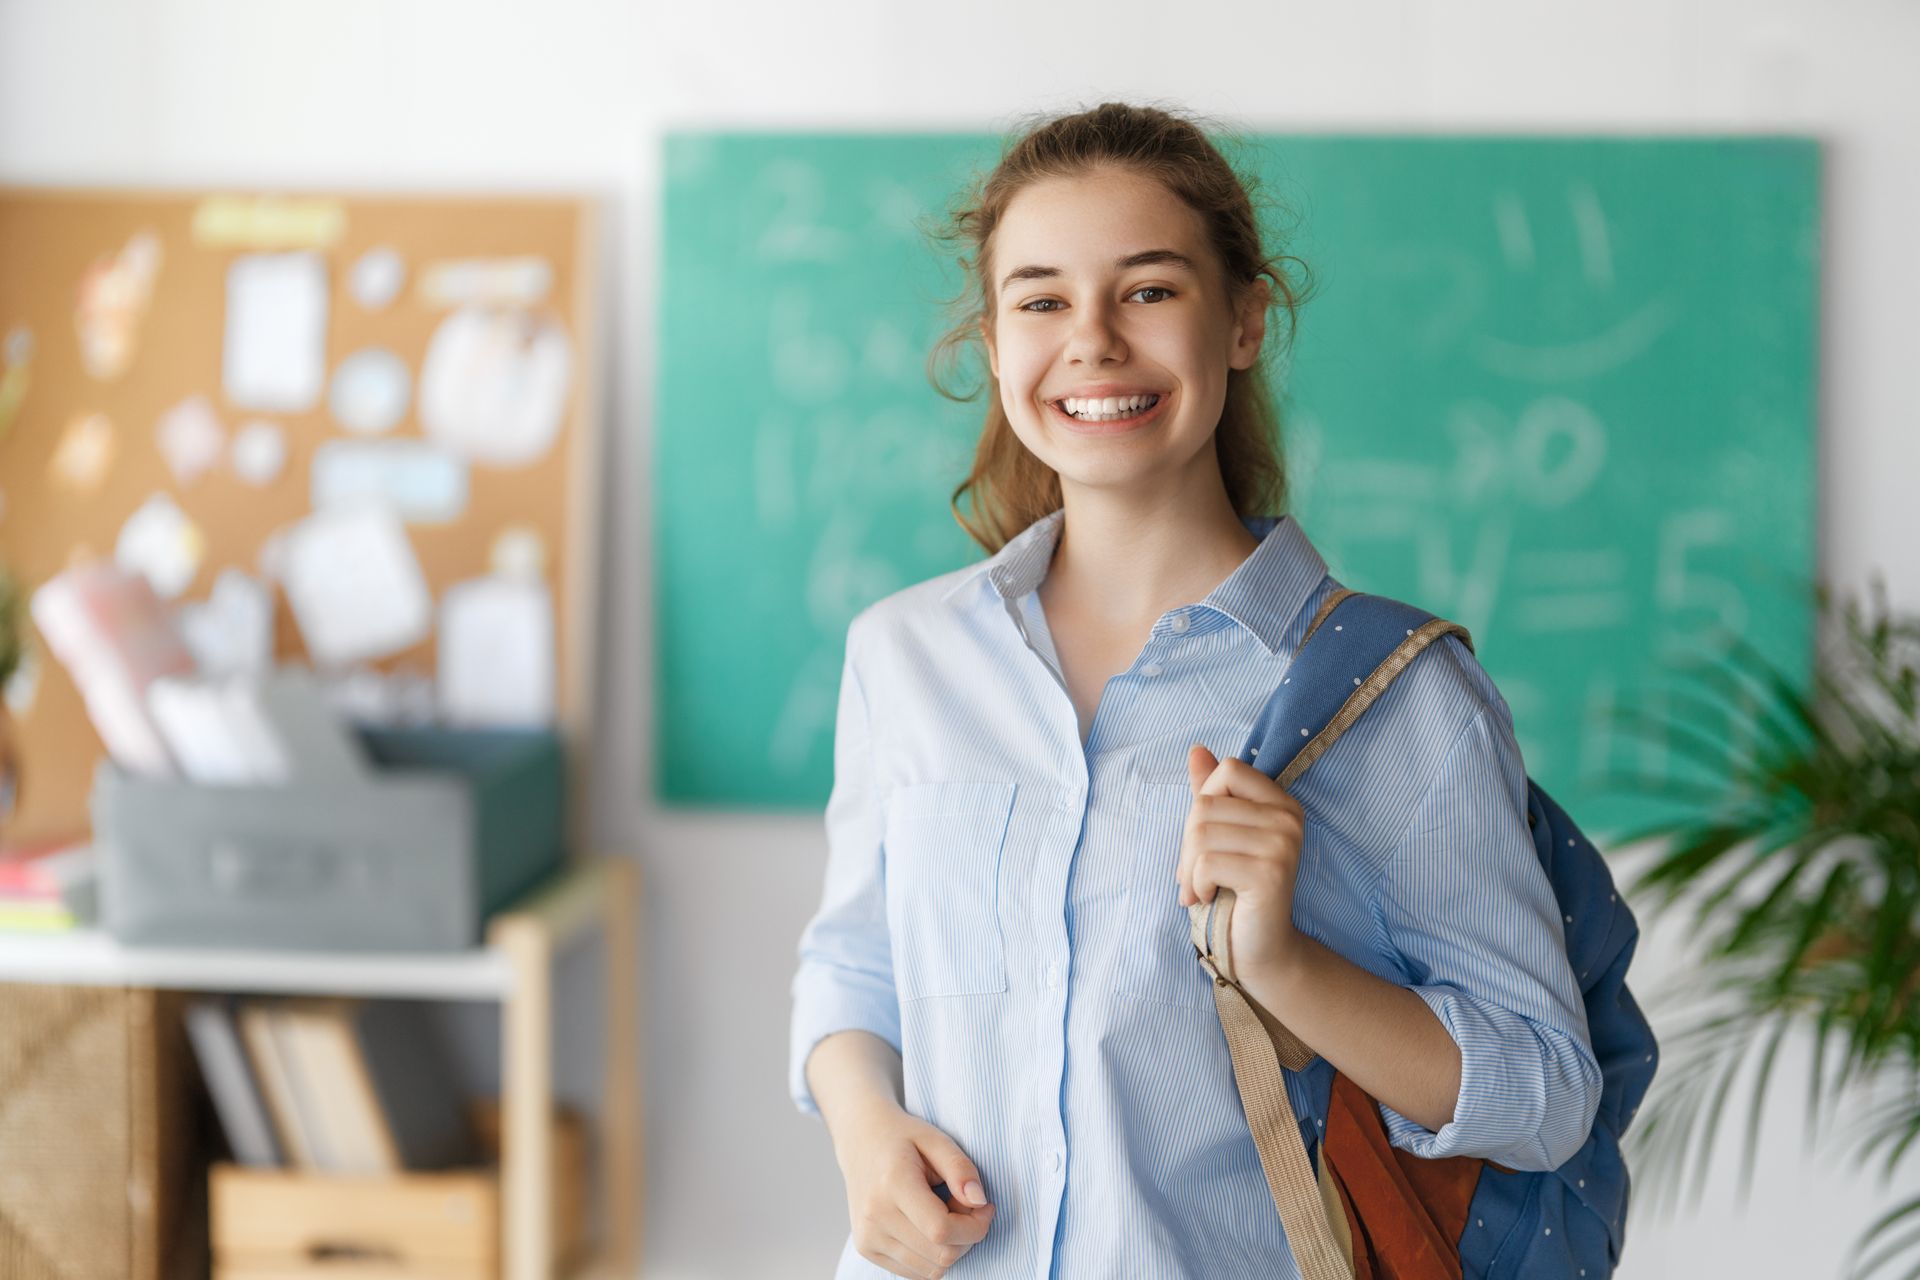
[0,188,603,842]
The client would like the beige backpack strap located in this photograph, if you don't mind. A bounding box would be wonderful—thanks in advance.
[1191,889,1354,1280]
[1186,598,1475,1280]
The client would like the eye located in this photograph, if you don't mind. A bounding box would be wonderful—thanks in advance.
[1018,287,1172,313]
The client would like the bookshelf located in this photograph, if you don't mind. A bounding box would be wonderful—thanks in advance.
[0,852,641,1280]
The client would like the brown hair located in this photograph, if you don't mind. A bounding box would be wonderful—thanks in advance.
[925,101,1314,555]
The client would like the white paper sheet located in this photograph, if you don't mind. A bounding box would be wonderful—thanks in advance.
[280,505,432,668]
[231,420,288,486]
[419,307,571,467]
[349,246,406,310]
[419,257,552,307]
[437,574,554,726]
[223,252,328,412]
[156,395,227,486]
[115,492,205,600]
[174,568,274,677]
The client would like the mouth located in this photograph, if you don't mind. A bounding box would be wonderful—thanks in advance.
[1047,392,1169,433]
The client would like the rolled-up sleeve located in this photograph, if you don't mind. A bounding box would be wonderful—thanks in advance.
[1370,702,1602,1171]
[788,618,902,1118]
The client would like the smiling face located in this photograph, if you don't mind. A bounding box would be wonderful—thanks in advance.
[982,165,1268,498]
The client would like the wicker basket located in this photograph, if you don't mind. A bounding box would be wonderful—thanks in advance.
[0,983,207,1280]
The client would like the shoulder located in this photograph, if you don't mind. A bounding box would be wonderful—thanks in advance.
[1352,598,1517,764]
[843,562,992,670]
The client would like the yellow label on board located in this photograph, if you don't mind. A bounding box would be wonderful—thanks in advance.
[192,195,347,249]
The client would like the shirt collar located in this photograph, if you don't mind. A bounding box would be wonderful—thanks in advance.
[939,506,1328,656]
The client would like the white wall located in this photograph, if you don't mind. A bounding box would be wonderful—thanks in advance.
[3,1,1916,1276]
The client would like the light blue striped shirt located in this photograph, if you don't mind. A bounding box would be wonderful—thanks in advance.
[790,508,1601,1279]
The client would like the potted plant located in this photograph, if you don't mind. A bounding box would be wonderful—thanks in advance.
[1604,572,1920,1278]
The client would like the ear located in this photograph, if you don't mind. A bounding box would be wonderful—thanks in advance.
[980,319,999,380]
[1228,278,1271,372]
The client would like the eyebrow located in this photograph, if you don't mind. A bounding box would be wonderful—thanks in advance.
[998,248,1200,294]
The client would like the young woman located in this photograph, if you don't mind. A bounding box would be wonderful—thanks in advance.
[789,102,1600,1280]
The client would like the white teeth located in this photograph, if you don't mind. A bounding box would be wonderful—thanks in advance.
[1060,393,1160,421]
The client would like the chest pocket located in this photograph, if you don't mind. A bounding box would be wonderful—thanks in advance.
[1113,780,1217,1012]
[883,780,1016,1001]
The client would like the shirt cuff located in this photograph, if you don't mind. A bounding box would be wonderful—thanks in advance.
[789,964,903,1118]
[1377,983,1595,1170]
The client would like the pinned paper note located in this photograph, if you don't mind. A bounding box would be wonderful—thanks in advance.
[231,420,289,486]
[192,195,346,250]
[438,573,554,726]
[419,307,572,467]
[280,505,432,667]
[115,492,205,600]
[0,327,31,444]
[223,252,328,412]
[75,231,161,380]
[328,347,412,435]
[311,440,468,523]
[174,568,274,676]
[156,395,226,487]
[419,257,552,308]
[349,247,406,310]
[490,525,546,580]
[49,413,116,492]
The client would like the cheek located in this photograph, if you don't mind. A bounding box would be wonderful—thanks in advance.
[995,347,1049,407]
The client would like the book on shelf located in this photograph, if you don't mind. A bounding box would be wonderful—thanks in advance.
[0,835,97,931]
[182,994,282,1168]
[195,994,480,1175]
[234,997,318,1171]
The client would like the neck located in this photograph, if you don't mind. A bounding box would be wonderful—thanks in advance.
[1040,460,1262,626]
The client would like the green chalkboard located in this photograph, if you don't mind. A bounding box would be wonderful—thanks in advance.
[656,133,1819,842]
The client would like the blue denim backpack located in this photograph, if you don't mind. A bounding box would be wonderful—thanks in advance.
[1189,587,1659,1279]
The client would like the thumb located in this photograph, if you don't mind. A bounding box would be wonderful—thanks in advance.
[1187,744,1216,796]
[925,1135,987,1207]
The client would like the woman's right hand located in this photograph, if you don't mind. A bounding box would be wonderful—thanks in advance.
[835,1101,996,1278]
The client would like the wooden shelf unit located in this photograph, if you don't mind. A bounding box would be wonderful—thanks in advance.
[0,853,641,1280]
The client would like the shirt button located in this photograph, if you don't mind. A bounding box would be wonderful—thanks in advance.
[1170,614,1190,634]
[1049,1150,1063,1172]
[1045,964,1061,987]
[1140,662,1163,678]
[1055,788,1080,811]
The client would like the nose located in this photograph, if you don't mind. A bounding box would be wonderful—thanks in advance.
[1064,297,1126,366]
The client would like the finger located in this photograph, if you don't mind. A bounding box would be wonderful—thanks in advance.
[869,1237,945,1280]
[899,1162,985,1248]
[1179,809,1296,906]
[1211,756,1294,804]
[1187,744,1215,795]
[1189,792,1299,831]
[1186,847,1265,906]
[923,1134,991,1213]
[877,1208,956,1276]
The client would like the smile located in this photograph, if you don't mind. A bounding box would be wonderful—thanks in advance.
[1048,392,1169,434]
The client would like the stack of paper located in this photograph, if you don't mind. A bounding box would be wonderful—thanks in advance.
[29,561,197,776]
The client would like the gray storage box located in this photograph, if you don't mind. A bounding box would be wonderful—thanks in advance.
[92,727,567,951]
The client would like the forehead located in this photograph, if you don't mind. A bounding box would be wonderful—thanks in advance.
[995,167,1209,266]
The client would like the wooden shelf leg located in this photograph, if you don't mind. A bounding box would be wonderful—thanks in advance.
[497,913,553,1280]
[603,856,641,1272]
